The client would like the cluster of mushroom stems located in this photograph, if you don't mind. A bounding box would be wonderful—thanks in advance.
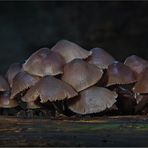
[0,39,148,116]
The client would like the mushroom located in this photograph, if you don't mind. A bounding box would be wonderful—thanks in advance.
[106,61,137,86]
[67,86,117,115]
[62,59,103,92]
[87,48,115,69]
[0,75,10,92]
[22,75,78,103]
[10,71,40,99]
[51,40,92,63]
[114,86,136,114]
[124,55,148,79]
[23,48,65,77]
[5,63,22,87]
[133,67,148,94]
[0,92,18,108]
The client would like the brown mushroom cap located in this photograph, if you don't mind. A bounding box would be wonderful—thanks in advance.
[22,75,78,103]
[0,92,18,108]
[51,40,92,63]
[88,48,115,69]
[23,48,65,77]
[0,75,10,92]
[68,86,117,115]
[5,63,22,87]
[10,71,40,99]
[62,59,103,92]
[107,61,137,86]
[124,55,148,79]
[133,67,148,94]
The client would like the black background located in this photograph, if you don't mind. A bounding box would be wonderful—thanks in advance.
[0,1,148,73]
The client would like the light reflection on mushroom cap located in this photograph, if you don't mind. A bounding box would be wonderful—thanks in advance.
[0,75,10,92]
[23,48,65,77]
[107,62,137,86]
[68,86,117,115]
[10,71,40,99]
[51,40,92,63]
[62,59,103,92]
[22,75,78,103]
[0,92,18,108]
[124,55,148,79]
[88,48,115,69]
[5,63,22,87]
[133,67,148,94]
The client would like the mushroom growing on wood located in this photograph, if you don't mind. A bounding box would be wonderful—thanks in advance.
[22,75,78,103]
[10,71,40,99]
[0,92,18,108]
[23,48,65,77]
[114,86,136,114]
[51,40,92,63]
[133,67,148,94]
[87,48,115,69]
[106,61,137,86]
[124,55,148,79]
[68,86,117,115]
[5,63,22,87]
[62,59,103,92]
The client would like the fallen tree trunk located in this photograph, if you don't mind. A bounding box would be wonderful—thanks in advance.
[0,115,148,147]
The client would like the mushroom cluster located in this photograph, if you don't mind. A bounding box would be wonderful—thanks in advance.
[0,40,148,118]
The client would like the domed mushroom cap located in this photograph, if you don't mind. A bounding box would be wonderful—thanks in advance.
[0,75,10,92]
[23,48,65,77]
[10,71,40,99]
[0,92,18,108]
[62,59,103,92]
[51,40,92,63]
[107,62,137,86]
[133,67,148,94]
[88,48,115,69]
[5,63,22,87]
[22,75,78,103]
[68,86,117,115]
[124,55,148,79]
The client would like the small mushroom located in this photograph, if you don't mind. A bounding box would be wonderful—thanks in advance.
[22,75,78,103]
[114,86,136,114]
[107,61,137,86]
[10,71,40,99]
[23,48,65,77]
[124,55,148,79]
[87,48,115,69]
[68,86,117,115]
[51,40,92,63]
[0,75,10,92]
[0,92,18,108]
[5,63,22,87]
[133,67,148,94]
[62,59,103,92]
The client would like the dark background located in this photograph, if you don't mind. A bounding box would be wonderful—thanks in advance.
[0,1,148,74]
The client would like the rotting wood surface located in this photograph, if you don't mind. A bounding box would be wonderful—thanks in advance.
[0,115,148,147]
